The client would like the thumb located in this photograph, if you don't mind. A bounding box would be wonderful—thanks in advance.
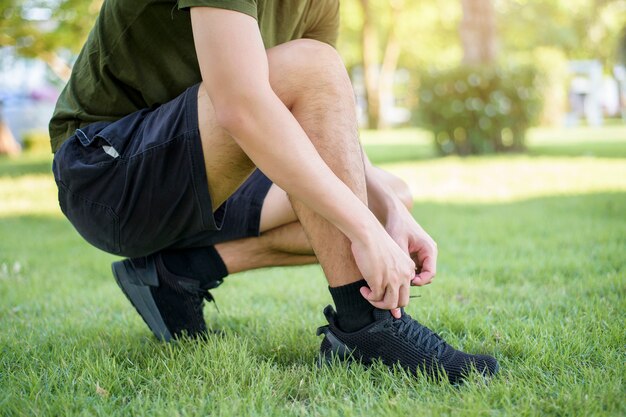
[360,286,373,299]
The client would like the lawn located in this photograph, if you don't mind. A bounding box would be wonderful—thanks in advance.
[1,126,625,416]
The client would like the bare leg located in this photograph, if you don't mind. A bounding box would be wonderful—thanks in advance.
[215,170,413,275]
[216,221,315,274]
[197,87,256,209]
[267,40,367,287]
[199,40,370,287]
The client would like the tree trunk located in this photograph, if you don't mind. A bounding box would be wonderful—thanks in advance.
[377,0,403,129]
[460,0,497,65]
[359,0,380,129]
[42,51,72,82]
[0,121,21,156]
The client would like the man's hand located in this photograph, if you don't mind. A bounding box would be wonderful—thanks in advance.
[384,207,438,286]
[363,160,438,288]
[350,221,416,315]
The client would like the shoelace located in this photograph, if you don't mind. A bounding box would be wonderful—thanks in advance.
[191,290,219,315]
[392,314,446,357]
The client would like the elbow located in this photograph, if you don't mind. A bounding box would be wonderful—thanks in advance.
[210,86,272,134]
[214,105,248,134]
[212,93,254,133]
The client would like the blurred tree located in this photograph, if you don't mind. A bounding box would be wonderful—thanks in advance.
[342,0,460,128]
[357,0,404,128]
[460,0,497,65]
[497,0,626,124]
[341,0,625,129]
[0,103,21,156]
[417,0,544,154]
[496,0,626,69]
[620,27,626,64]
[0,0,102,81]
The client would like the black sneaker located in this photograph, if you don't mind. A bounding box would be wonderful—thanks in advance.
[317,305,499,384]
[111,254,222,341]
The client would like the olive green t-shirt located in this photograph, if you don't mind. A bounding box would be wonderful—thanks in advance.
[49,0,339,152]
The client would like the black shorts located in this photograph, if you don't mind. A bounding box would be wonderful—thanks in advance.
[52,84,272,258]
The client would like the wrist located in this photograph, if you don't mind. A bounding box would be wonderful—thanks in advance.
[347,208,387,244]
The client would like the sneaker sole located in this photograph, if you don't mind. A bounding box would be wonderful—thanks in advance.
[112,259,173,342]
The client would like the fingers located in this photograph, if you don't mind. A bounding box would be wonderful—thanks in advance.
[389,283,409,318]
[412,256,435,286]
[361,285,398,310]
[361,278,411,314]
[359,285,373,300]
[398,282,410,307]
[382,285,399,312]
[411,238,437,286]
[363,282,386,304]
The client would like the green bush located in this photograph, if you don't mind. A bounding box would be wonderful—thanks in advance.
[22,130,51,153]
[415,65,543,155]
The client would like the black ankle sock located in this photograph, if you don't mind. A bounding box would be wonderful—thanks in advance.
[160,246,228,289]
[329,279,375,332]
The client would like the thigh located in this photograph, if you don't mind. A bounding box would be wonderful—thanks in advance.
[197,86,255,209]
[53,85,224,257]
[170,170,299,249]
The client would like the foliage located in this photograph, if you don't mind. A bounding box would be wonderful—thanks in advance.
[416,65,544,155]
[339,0,462,72]
[496,0,626,70]
[0,0,102,79]
[338,0,626,74]
[0,0,101,54]
[525,47,570,126]
[21,130,50,153]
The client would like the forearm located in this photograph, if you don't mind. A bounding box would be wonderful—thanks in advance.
[219,86,382,243]
[363,155,408,223]
[192,8,383,244]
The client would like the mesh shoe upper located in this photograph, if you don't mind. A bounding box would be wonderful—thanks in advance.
[317,305,499,384]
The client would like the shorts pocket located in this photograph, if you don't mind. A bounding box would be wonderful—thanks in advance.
[58,183,121,254]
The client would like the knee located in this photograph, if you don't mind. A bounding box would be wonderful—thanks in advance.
[396,181,414,211]
[383,171,413,210]
[398,184,414,211]
[290,39,342,64]
[269,39,351,95]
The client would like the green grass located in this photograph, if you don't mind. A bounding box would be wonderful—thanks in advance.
[360,125,626,163]
[1,126,625,416]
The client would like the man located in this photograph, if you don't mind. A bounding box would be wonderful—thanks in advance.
[50,0,498,384]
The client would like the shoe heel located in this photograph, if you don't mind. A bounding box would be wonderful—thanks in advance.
[112,259,172,342]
